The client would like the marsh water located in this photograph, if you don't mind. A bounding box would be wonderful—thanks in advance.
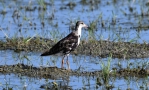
[0,0,149,90]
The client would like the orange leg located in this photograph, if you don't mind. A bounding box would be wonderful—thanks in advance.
[61,56,65,68]
[66,56,70,70]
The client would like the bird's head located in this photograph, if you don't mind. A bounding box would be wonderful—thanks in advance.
[75,21,88,30]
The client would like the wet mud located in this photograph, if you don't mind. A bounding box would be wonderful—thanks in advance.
[0,38,149,89]
[0,38,149,79]
[0,64,148,79]
[0,37,149,59]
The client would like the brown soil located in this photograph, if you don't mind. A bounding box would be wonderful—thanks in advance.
[0,37,149,59]
[0,38,149,79]
[0,64,148,79]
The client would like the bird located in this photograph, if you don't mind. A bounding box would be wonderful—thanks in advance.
[41,21,88,70]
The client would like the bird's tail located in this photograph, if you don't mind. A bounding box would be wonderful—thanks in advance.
[40,50,51,56]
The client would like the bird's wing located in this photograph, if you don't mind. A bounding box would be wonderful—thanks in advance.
[41,32,78,56]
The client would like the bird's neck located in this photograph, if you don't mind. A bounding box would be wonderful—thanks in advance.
[74,26,82,37]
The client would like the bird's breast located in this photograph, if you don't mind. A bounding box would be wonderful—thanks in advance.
[77,37,80,45]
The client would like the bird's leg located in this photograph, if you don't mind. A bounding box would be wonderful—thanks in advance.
[66,56,70,70]
[61,56,65,68]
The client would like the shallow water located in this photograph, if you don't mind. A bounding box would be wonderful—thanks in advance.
[0,0,149,89]
[0,50,149,89]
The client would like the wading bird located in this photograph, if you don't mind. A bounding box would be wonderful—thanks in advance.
[41,21,88,69]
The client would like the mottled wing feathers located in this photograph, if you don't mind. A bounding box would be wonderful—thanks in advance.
[41,32,78,56]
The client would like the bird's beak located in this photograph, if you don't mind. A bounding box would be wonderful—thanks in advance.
[84,24,88,29]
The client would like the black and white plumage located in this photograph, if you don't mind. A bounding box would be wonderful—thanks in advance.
[41,21,88,69]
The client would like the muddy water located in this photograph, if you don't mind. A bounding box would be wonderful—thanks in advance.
[0,0,149,90]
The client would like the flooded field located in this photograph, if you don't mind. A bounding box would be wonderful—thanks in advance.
[0,0,149,90]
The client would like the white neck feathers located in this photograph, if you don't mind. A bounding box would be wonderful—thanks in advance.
[73,25,82,37]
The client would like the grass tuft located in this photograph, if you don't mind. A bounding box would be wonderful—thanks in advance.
[100,53,112,84]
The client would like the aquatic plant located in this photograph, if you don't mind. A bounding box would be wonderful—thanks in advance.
[88,20,98,40]
[100,54,112,84]
[37,0,47,10]
[67,1,76,10]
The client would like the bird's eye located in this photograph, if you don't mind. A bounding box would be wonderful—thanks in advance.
[81,22,83,24]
